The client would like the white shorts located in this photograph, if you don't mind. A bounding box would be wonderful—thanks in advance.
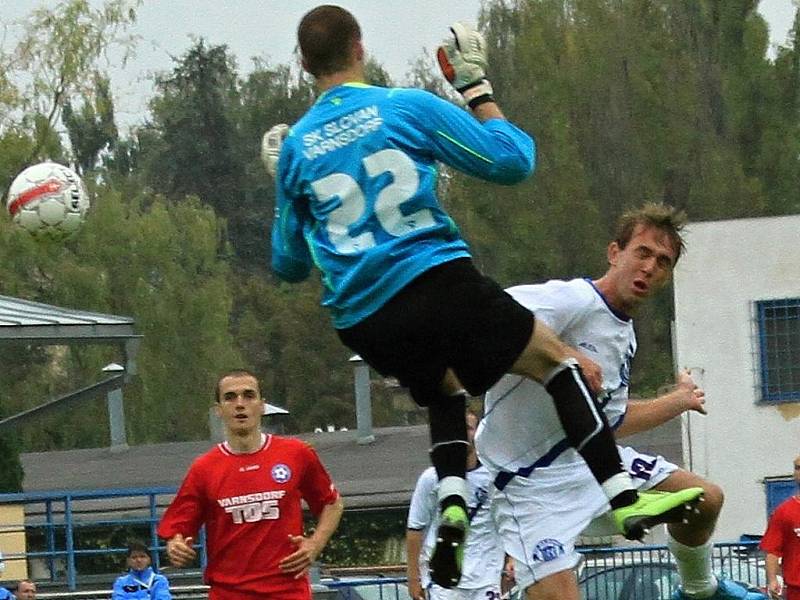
[491,446,678,593]
[427,583,502,600]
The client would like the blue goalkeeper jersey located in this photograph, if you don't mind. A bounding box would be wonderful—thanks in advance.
[271,82,535,328]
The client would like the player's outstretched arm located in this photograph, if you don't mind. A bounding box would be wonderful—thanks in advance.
[615,369,706,437]
[411,22,534,184]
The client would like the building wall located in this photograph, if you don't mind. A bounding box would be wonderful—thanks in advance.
[0,503,28,580]
[673,215,800,540]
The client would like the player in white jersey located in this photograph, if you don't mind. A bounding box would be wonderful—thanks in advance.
[408,409,506,600]
[476,204,766,600]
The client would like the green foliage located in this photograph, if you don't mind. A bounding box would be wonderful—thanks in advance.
[364,56,393,86]
[0,435,24,493]
[75,188,243,443]
[313,508,407,566]
[1,0,799,453]
[62,73,119,174]
[0,179,243,447]
[143,40,243,212]
[2,0,139,172]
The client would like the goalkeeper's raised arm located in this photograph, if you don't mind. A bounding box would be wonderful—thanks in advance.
[436,21,505,122]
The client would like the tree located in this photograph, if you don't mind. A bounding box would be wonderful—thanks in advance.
[143,40,243,209]
[4,0,139,175]
[0,178,244,447]
[62,73,119,174]
[140,40,257,264]
[0,436,24,493]
[71,188,244,443]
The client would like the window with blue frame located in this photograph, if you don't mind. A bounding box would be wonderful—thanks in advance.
[765,478,796,517]
[756,298,800,403]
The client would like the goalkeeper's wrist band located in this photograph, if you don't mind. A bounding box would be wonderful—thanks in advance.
[458,79,495,109]
[467,94,495,109]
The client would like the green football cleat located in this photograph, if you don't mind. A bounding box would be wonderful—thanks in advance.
[612,487,704,541]
[429,504,468,588]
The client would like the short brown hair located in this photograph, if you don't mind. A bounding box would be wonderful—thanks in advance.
[214,369,261,403]
[614,203,687,264]
[126,540,148,556]
[298,5,361,77]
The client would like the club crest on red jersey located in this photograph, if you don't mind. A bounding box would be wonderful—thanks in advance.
[271,464,292,483]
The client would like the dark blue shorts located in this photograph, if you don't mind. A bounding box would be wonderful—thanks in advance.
[336,258,534,401]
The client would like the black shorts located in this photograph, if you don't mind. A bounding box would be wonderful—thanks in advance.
[336,258,534,400]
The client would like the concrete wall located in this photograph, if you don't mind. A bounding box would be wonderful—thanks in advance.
[673,215,800,540]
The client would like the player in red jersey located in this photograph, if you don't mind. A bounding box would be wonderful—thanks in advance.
[761,455,800,600]
[157,369,344,600]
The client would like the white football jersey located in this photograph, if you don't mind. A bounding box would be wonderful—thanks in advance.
[475,278,636,475]
[407,464,504,589]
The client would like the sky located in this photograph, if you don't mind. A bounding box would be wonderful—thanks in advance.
[1,0,797,133]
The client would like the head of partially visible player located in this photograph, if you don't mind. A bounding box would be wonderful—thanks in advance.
[214,369,266,444]
[595,202,687,315]
[15,580,36,600]
[126,540,152,573]
[297,5,364,88]
[794,455,800,492]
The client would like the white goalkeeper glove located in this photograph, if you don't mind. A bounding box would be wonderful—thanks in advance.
[436,21,494,109]
[261,123,289,178]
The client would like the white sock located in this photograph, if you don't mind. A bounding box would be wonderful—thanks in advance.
[437,476,468,506]
[602,472,636,504]
[668,536,717,598]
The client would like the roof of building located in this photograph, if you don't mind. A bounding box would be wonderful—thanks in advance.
[20,425,432,509]
[0,295,137,341]
[19,419,683,510]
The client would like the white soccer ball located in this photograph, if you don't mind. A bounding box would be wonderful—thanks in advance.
[5,161,90,239]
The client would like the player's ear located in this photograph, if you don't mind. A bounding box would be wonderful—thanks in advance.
[213,403,223,418]
[353,39,364,63]
[607,241,620,266]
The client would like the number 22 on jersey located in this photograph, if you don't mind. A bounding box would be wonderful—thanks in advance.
[310,149,435,254]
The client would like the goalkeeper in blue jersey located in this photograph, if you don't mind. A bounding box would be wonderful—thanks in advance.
[268,4,702,589]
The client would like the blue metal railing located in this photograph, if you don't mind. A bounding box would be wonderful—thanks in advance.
[322,576,408,600]
[0,487,767,597]
[0,487,179,590]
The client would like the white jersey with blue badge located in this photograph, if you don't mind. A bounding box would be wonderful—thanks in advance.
[475,278,637,475]
[407,465,503,589]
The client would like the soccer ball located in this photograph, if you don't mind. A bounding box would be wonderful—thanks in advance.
[5,161,90,238]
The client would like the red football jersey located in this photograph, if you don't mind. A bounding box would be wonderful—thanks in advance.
[761,496,800,588]
[158,435,339,599]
